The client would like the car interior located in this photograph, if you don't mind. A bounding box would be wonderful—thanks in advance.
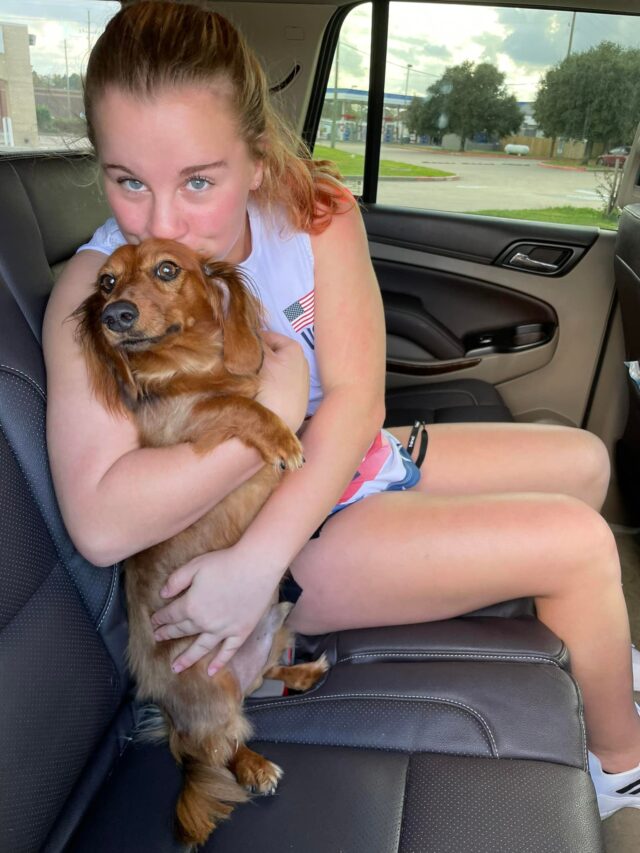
[2,0,640,851]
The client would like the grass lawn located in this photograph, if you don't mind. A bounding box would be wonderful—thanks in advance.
[472,206,619,230]
[314,145,454,178]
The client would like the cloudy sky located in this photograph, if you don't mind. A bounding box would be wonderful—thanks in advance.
[3,1,640,103]
[0,0,118,76]
[335,3,640,102]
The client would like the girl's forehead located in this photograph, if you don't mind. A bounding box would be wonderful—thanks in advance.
[95,85,241,152]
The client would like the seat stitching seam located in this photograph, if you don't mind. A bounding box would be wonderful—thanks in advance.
[249,692,499,756]
[336,652,561,666]
[0,363,46,398]
[96,563,120,629]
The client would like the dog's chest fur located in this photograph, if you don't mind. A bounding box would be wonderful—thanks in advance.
[134,393,218,447]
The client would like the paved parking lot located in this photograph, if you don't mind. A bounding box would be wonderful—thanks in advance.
[337,143,605,213]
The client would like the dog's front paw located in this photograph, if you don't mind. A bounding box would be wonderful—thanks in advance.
[271,431,304,472]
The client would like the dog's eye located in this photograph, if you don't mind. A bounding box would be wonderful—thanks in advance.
[99,273,116,294]
[155,261,181,282]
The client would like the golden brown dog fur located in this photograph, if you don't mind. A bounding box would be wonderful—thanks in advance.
[72,239,328,846]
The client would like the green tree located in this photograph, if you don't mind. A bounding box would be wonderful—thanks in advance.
[36,104,54,131]
[32,71,83,90]
[534,42,640,163]
[406,61,522,151]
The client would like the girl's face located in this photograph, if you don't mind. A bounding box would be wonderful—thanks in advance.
[93,85,264,263]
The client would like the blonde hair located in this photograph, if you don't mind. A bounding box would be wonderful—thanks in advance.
[84,1,351,233]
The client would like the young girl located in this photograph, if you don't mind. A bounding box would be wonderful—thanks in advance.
[42,1,640,818]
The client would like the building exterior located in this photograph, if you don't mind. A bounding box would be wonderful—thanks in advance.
[0,23,38,147]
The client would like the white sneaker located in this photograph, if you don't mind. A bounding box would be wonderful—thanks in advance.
[589,752,640,819]
[588,704,640,819]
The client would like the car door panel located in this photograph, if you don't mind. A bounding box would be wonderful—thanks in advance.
[363,207,617,428]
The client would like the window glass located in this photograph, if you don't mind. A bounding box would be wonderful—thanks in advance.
[379,3,640,228]
[313,3,640,229]
[0,0,119,152]
[313,3,371,197]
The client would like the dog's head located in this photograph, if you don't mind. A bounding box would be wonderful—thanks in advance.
[72,239,264,411]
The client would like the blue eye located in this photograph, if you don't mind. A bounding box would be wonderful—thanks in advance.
[186,175,212,191]
[118,177,145,192]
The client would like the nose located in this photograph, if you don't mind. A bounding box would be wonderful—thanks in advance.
[148,198,187,241]
[101,300,139,333]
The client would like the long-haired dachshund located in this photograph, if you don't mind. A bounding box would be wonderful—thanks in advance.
[72,239,328,846]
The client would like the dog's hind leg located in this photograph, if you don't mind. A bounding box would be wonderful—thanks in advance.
[228,744,283,795]
[264,653,329,692]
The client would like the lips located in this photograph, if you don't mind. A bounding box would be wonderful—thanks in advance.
[115,324,182,350]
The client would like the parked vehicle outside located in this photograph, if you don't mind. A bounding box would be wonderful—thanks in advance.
[597,145,631,166]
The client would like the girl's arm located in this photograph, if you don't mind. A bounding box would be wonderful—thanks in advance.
[233,200,387,562]
[44,250,309,567]
[151,202,387,671]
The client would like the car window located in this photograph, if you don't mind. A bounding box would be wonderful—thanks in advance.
[0,0,120,153]
[310,2,640,230]
[314,3,372,197]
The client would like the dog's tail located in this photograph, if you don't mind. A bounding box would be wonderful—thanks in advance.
[171,727,249,847]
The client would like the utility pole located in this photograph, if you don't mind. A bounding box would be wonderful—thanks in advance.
[64,39,71,117]
[403,63,413,143]
[566,11,576,58]
[329,41,340,149]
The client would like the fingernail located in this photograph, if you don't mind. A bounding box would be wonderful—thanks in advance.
[160,586,169,597]
[153,632,161,642]
[207,666,218,677]
[172,663,183,673]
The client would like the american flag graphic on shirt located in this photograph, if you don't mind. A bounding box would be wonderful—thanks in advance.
[283,289,314,333]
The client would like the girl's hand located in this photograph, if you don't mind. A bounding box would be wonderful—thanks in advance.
[150,545,282,675]
[257,331,309,433]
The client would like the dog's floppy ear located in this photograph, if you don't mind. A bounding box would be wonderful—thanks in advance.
[202,261,264,376]
[70,292,138,413]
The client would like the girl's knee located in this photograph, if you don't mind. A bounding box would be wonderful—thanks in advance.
[554,494,620,585]
[574,429,611,502]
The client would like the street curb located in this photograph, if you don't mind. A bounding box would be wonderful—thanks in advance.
[538,162,587,172]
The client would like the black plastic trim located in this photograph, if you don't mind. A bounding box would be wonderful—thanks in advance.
[496,241,585,277]
[362,0,388,203]
[581,290,619,430]
[363,205,598,266]
[269,64,301,94]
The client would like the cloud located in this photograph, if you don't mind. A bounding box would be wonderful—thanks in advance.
[493,8,640,69]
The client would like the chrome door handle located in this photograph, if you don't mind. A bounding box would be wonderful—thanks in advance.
[508,252,559,272]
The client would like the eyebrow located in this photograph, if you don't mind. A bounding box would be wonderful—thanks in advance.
[179,161,228,176]
[102,161,228,175]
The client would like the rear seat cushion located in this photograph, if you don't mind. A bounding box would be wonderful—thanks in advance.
[67,739,601,853]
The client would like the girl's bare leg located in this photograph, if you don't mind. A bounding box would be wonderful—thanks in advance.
[287,490,640,772]
[389,422,610,511]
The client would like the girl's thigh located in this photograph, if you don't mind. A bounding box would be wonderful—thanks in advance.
[287,486,614,636]
[388,421,610,508]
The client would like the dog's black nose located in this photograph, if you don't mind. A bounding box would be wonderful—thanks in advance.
[101,300,139,332]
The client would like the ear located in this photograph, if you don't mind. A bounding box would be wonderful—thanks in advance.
[202,261,264,375]
[70,292,138,413]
